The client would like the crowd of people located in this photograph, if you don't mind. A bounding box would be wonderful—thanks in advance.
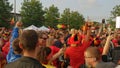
[0,21,120,68]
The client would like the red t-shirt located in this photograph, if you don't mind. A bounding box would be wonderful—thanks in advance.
[49,45,60,55]
[2,41,10,57]
[98,47,103,54]
[65,41,91,68]
[49,46,60,67]
[112,39,118,47]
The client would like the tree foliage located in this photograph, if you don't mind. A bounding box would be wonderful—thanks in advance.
[59,8,71,25]
[107,5,120,30]
[70,11,84,29]
[107,18,115,30]
[44,5,60,27]
[21,0,44,27]
[60,8,84,29]
[111,5,120,18]
[0,0,12,28]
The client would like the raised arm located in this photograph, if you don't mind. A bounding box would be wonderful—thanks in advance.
[102,35,112,55]
[7,21,22,63]
[49,48,65,64]
[9,21,22,49]
[84,26,91,42]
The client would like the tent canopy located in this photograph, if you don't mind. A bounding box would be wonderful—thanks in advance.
[24,25,38,30]
[38,26,50,31]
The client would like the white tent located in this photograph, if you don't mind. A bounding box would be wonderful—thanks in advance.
[38,26,50,31]
[24,25,38,31]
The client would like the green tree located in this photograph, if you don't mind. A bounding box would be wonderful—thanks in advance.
[0,0,12,28]
[21,0,44,27]
[44,5,60,27]
[59,8,71,25]
[107,18,115,30]
[107,5,120,30]
[69,11,84,29]
[60,8,84,29]
[111,5,120,18]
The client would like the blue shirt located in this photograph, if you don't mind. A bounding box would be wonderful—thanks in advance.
[7,27,21,63]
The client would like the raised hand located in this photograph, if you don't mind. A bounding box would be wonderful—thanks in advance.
[15,21,22,28]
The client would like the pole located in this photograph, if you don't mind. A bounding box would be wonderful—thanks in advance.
[14,0,16,22]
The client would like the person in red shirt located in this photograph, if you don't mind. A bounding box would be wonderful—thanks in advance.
[64,28,91,68]
[2,41,10,57]
[46,38,61,67]
[112,33,119,47]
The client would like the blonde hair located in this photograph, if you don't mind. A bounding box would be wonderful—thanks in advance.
[46,38,54,47]
[19,29,23,36]
[85,46,100,60]
[70,28,75,34]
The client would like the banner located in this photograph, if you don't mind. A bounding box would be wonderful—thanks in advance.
[116,16,120,28]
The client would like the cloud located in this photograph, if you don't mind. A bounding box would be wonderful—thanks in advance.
[85,0,97,8]
[77,0,98,9]
[87,0,96,4]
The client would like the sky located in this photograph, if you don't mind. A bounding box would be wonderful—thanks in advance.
[8,0,120,22]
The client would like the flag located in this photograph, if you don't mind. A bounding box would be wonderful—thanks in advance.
[10,18,15,25]
[57,24,66,29]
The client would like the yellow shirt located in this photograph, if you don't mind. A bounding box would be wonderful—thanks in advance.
[42,64,56,68]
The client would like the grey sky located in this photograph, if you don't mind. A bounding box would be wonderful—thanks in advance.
[8,0,120,22]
